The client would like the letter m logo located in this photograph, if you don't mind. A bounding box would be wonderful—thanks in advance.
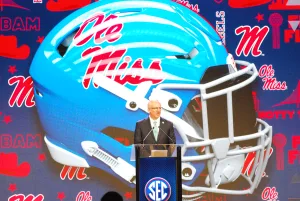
[8,194,44,201]
[60,165,87,180]
[8,76,35,107]
[235,26,269,57]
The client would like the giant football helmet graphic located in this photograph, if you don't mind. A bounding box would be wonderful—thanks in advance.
[29,0,273,199]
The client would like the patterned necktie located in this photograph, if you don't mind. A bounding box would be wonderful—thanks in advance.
[153,121,158,141]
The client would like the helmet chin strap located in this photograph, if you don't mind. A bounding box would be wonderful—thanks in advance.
[182,144,245,200]
[205,147,245,186]
[182,155,245,201]
[203,139,245,186]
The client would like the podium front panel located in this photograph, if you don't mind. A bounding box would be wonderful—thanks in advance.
[139,157,177,201]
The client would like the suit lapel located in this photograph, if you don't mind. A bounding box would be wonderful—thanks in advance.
[157,118,164,143]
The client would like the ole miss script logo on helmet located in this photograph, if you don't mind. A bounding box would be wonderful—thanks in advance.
[145,177,171,201]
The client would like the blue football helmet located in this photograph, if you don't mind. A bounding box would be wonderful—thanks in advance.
[29,0,273,199]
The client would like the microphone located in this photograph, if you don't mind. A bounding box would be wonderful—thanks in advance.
[142,127,155,147]
[158,126,175,144]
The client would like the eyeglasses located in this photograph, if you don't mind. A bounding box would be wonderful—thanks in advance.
[150,107,162,110]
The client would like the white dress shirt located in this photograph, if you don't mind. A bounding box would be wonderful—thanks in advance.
[149,116,160,128]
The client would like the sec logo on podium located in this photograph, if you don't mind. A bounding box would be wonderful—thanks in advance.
[144,177,172,201]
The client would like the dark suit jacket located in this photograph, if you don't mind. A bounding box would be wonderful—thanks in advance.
[134,117,175,144]
[134,117,176,157]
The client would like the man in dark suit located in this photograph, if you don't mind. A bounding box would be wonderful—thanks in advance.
[134,100,176,156]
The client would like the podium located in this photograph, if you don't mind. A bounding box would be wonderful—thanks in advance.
[131,144,182,201]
